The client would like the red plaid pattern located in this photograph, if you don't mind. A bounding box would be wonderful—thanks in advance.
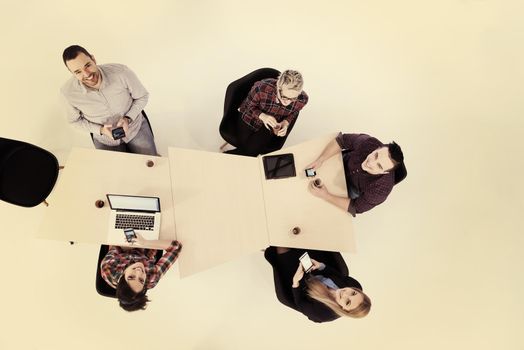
[100,241,181,289]
[239,78,308,131]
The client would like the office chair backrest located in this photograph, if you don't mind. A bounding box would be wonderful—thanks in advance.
[0,137,59,207]
[95,245,164,299]
[219,68,281,147]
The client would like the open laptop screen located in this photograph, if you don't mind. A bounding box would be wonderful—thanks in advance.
[106,194,161,212]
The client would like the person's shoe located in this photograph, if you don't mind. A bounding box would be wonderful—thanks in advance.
[220,142,237,153]
[219,142,230,152]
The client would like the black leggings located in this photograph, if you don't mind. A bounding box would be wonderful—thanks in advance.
[226,118,281,157]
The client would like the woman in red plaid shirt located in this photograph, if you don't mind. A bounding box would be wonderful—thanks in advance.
[226,70,309,156]
[100,234,182,311]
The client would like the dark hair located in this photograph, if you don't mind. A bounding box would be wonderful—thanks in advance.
[116,276,150,312]
[387,141,404,165]
[62,45,92,66]
[388,141,407,184]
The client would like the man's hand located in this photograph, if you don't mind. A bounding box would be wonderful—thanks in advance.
[100,124,113,138]
[292,263,305,288]
[258,113,278,130]
[275,120,289,137]
[308,180,330,199]
[305,139,342,170]
[305,158,324,171]
[116,116,131,135]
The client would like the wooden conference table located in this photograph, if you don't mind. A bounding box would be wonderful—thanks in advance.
[38,149,176,245]
[39,133,355,277]
[169,133,355,276]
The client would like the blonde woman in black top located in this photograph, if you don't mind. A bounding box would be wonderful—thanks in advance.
[265,246,371,323]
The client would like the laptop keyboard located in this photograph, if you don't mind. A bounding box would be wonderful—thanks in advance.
[115,214,155,231]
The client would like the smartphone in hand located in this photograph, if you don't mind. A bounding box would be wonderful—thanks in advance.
[305,168,316,177]
[299,252,313,273]
[124,228,137,243]
[112,127,126,140]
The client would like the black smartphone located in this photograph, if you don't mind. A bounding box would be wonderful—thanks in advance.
[305,168,316,177]
[112,127,126,140]
[124,228,137,243]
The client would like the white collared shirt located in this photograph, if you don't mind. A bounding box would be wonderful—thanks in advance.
[61,63,148,146]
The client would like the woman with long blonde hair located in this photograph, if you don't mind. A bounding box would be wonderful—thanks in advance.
[265,246,371,323]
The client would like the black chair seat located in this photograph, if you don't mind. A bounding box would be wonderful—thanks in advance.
[0,138,59,207]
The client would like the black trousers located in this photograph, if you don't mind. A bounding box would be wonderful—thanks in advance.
[226,118,284,157]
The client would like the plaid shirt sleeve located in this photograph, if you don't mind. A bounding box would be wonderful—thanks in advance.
[146,241,182,289]
[239,82,264,130]
[100,245,124,289]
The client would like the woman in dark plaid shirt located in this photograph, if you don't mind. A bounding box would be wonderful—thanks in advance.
[226,70,309,156]
[100,235,182,311]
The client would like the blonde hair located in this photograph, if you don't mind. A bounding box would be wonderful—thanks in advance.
[305,278,371,318]
[277,70,304,91]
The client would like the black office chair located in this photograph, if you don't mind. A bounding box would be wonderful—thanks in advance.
[95,245,164,298]
[220,68,300,152]
[264,247,349,312]
[0,137,59,207]
[89,110,154,144]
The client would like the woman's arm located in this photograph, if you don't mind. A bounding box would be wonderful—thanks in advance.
[145,240,182,289]
[134,233,175,250]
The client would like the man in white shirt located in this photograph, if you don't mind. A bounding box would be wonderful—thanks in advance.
[61,45,157,155]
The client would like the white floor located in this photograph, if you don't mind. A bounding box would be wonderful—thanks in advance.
[1,1,523,349]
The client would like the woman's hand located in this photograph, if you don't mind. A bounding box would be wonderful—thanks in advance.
[172,240,183,252]
[259,113,278,129]
[310,258,324,271]
[275,120,289,137]
[292,263,305,288]
[131,232,147,245]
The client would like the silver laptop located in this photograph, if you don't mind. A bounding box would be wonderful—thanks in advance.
[106,194,161,243]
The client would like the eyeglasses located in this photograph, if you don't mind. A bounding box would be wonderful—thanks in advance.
[278,88,299,103]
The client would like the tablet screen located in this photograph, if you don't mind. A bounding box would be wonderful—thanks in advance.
[262,153,296,180]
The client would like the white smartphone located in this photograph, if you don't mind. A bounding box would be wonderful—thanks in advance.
[299,252,313,273]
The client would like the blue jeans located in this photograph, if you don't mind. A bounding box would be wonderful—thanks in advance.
[92,119,158,156]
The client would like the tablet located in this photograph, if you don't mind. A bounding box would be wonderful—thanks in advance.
[262,153,296,180]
